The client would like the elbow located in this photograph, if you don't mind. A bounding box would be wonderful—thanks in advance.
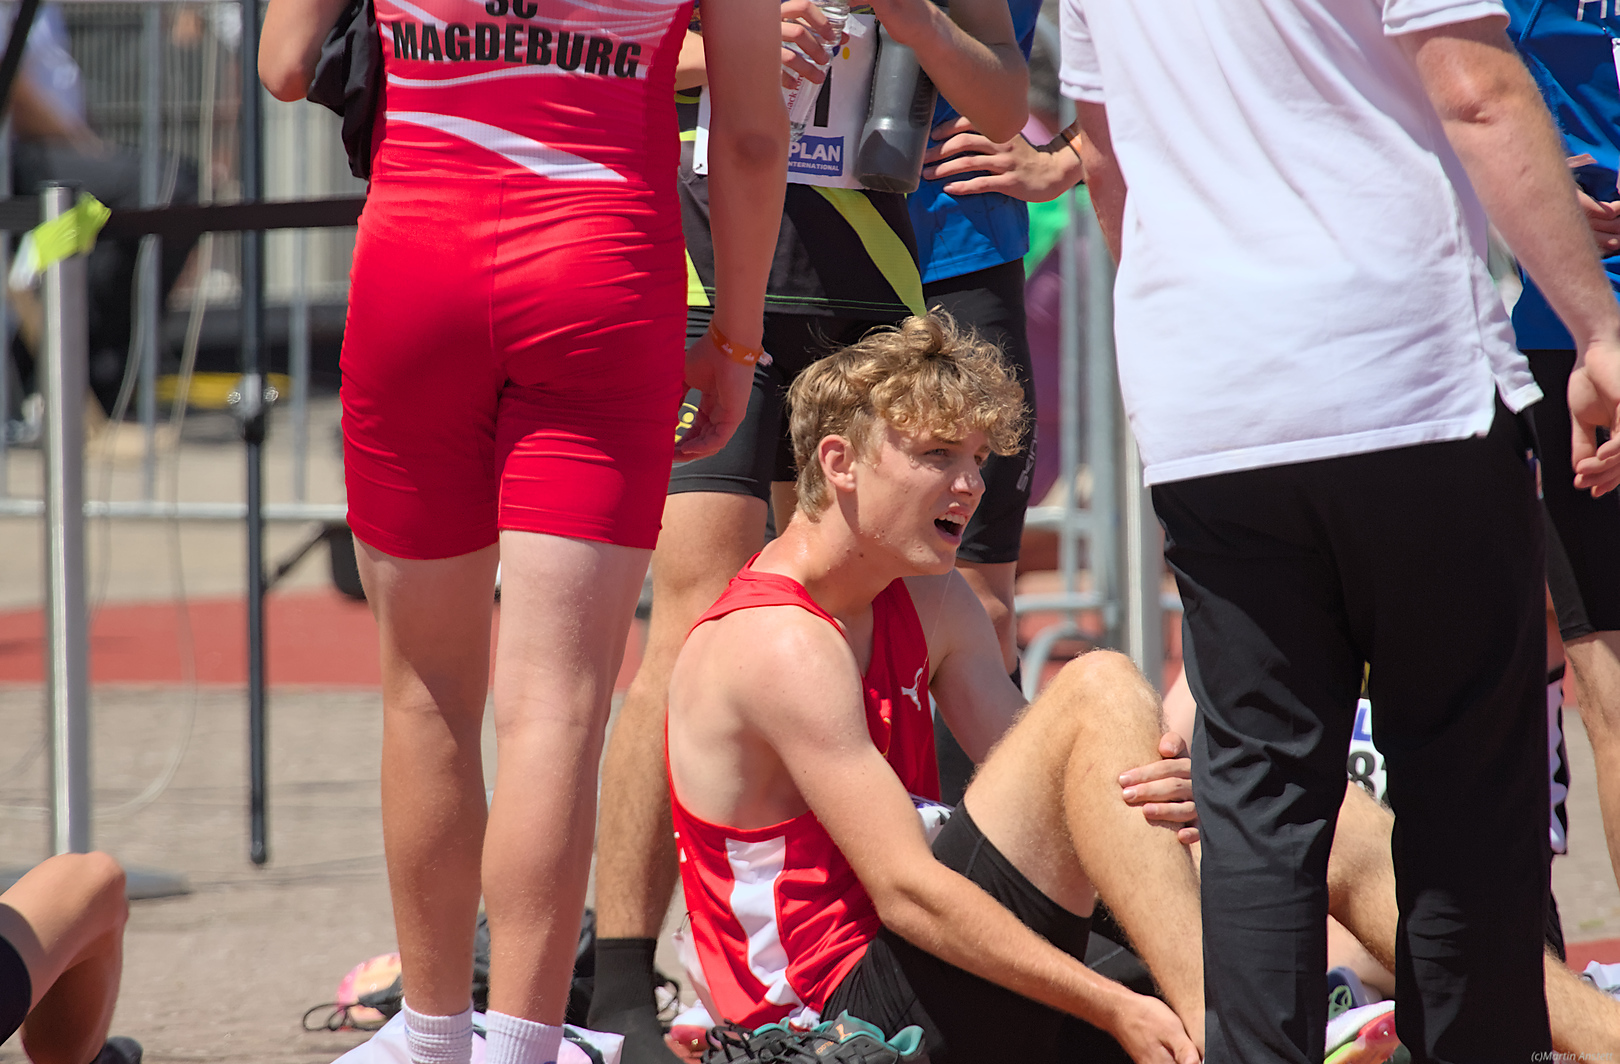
[259,49,314,102]
[711,126,788,174]
[868,874,936,943]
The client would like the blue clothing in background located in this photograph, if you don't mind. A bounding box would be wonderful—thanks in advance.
[908,0,1041,284]
[1506,0,1620,349]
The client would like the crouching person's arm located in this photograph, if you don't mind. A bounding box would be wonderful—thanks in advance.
[747,619,1200,1064]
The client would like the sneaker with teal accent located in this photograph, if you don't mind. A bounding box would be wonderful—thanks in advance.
[1324,1000,1399,1064]
[702,1012,928,1063]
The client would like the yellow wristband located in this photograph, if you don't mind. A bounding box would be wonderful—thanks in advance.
[708,320,763,367]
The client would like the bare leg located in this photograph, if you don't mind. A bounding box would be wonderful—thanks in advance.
[0,853,127,1064]
[484,530,653,1022]
[963,650,1206,1052]
[955,560,1019,674]
[1327,782,1620,1056]
[358,540,499,1018]
[1564,632,1620,891]
[593,492,767,942]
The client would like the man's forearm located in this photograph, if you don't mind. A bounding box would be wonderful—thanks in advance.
[706,128,785,348]
[1076,102,1124,261]
[906,5,1027,143]
[1408,22,1620,353]
[878,867,1135,1032]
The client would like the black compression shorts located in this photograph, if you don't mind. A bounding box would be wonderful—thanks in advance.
[0,930,30,1043]
[1526,350,1620,640]
[671,257,1036,566]
[821,806,1099,1064]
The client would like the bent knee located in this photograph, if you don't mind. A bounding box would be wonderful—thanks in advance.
[39,852,127,931]
[1041,650,1160,732]
[1052,649,1143,697]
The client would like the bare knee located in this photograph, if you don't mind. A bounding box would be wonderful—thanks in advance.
[65,853,127,937]
[1048,651,1155,719]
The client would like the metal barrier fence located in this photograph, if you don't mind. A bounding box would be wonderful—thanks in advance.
[0,0,359,518]
[2,5,1174,869]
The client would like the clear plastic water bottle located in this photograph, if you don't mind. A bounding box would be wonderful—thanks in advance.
[855,0,946,193]
[783,0,850,143]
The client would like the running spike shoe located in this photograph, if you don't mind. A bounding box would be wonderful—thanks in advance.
[1324,1000,1400,1064]
[702,1013,927,1063]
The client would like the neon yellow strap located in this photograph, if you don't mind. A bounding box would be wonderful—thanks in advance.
[685,249,711,308]
[812,186,926,318]
[31,194,110,270]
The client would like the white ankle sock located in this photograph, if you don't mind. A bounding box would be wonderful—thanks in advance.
[403,1001,475,1064]
[483,1010,565,1064]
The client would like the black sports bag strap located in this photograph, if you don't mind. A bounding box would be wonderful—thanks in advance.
[306,0,381,180]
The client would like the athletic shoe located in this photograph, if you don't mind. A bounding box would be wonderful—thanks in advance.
[1324,1001,1399,1064]
[92,1037,143,1064]
[1326,967,1370,1022]
[702,1012,927,1063]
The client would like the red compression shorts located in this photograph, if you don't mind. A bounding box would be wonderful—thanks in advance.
[341,175,686,559]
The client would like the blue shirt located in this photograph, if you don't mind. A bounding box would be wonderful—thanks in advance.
[907,0,1042,285]
[1507,0,1620,349]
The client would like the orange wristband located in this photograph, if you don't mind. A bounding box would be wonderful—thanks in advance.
[707,320,764,367]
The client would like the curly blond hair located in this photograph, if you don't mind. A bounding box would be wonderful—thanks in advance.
[786,312,1028,516]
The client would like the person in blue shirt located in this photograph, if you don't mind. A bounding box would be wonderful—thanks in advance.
[906,0,1046,724]
[1505,0,1620,900]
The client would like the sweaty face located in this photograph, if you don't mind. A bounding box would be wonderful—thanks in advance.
[853,423,989,574]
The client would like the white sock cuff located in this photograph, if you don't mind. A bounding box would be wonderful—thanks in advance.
[403,1001,475,1064]
[483,1010,565,1064]
[403,1001,475,1033]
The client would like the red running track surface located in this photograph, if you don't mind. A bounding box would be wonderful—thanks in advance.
[0,589,644,689]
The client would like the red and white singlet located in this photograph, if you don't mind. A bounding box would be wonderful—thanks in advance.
[669,566,941,1029]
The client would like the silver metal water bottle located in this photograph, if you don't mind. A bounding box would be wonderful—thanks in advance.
[854,2,944,193]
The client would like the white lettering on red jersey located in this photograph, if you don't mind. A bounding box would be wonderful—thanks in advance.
[670,566,941,1029]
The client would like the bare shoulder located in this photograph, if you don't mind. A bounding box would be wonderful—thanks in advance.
[902,570,993,666]
[675,604,864,726]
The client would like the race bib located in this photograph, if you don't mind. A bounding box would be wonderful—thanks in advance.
[1346,698,1387,805]
[694,13,877,189]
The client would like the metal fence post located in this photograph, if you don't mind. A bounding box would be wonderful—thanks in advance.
[241,0,271,867]
[42,183,91,856]
[1121,419,1163,678]
[1084,207,1118,647]
[137,3,162,499]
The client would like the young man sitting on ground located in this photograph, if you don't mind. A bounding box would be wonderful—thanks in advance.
[665,314,1620,1064]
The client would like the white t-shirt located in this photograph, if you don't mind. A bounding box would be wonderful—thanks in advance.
[1060,0,1541,485]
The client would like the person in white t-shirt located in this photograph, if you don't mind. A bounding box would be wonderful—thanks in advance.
[1055,0,1620,1061]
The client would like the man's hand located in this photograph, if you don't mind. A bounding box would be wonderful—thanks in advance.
[1118,732,1198,845]
[676,332,761,461]
[779,0,840,90]
[1571,338,1620,496]
[1580,189,1620,255]
[922,116,1083,202]
[1107,991,1202,1064]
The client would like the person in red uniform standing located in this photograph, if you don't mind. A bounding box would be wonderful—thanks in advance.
[257,0,787,1058]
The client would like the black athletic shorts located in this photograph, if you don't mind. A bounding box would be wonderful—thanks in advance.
[672,308,881,498]
[821,806,1101,1064]
[0,930,30,1042]
[923,261,1037,566]
[673,274,1035,564]
[1525,350,1620,640]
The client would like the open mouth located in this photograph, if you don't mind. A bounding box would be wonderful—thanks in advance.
[934,515,966,541]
